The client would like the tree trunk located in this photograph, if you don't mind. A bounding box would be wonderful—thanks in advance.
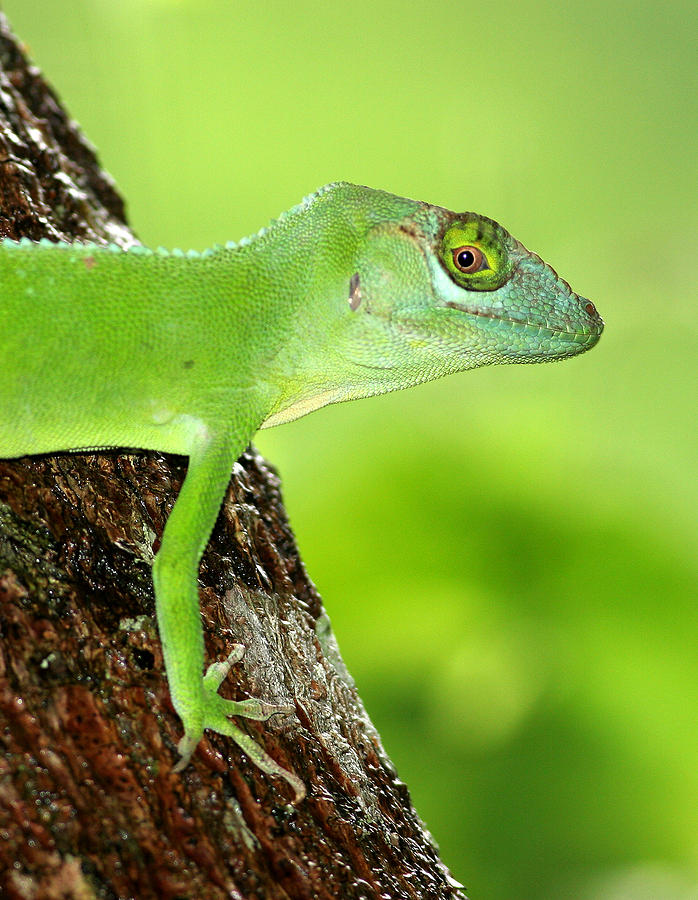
[0,14,466,899]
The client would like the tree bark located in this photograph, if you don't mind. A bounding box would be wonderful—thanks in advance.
[0,14,466,900]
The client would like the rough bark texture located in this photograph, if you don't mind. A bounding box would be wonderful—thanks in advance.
[0,14,466,900]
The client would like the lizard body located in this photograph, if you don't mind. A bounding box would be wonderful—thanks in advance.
[0,182,603,800]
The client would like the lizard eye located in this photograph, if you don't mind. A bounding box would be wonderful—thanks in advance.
[453,246,486,274]
[440,217,514,291]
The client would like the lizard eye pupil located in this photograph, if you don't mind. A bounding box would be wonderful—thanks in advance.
[453,246,484,273]
[457,249,474,268]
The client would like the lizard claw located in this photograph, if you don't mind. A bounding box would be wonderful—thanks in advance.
[174,644,304,802]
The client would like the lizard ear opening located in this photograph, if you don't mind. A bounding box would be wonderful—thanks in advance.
[440,216,514,291]
[348,272,362,311]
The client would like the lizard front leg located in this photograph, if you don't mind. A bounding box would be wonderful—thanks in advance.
[151,424,304,802]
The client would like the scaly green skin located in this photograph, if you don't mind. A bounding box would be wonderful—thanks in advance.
[0,182,603,801]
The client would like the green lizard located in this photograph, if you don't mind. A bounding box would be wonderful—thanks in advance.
[0,182,603,801]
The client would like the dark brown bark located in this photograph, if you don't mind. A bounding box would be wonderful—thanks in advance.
[0,14,466,899]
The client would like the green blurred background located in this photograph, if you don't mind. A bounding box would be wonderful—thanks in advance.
[4,1,696,897]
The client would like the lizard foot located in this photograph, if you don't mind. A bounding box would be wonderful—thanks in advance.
[172,645,305,803]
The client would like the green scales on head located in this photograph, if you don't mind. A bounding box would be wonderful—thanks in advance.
[0,183,603,801]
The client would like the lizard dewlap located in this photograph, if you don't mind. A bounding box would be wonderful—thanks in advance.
[0,183,603,800]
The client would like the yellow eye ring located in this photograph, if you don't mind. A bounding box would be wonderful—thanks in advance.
[440,218,514,290]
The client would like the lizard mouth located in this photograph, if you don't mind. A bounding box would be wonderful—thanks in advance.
[443,300,604,341]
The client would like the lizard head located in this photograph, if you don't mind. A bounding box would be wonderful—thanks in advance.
[262,186,604,426]
[345,200,603,381]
